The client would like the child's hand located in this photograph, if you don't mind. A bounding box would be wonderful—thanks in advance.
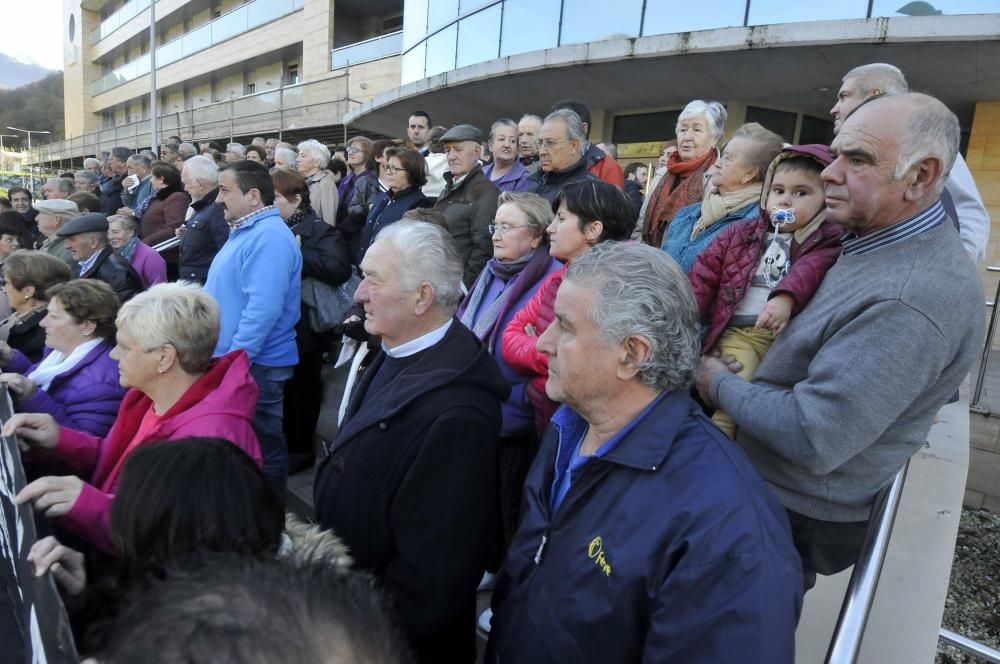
[755,294,794,335]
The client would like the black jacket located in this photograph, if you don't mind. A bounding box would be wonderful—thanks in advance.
[532,157,599,206]
[80,245,143,303]
[178,188,229,284]
[339,171,380,261]
[624,179,644,220]
[6,306,46,364]
[434,166,500,288]
[100,174,124,217]
[314,322,509,664]
[290,209,353,352]
[357,187,431,267]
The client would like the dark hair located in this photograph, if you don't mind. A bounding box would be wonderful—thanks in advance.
[327,158,348,179]
[162,142,180,154]
[99,556,408,664]
[151,161,182,188]
[348,136,377,171]
[400,207,448,229]
[244,145,266,161]
[110,147,132,163]
[110,438,284,582]
[0,196,10,209]
[47,279,120,342]
[410,110,432,126]
[427,126,447,154]
[774,155,826,178]
[624,162,646,179]
[60,172,75,180]
[552,99,592,137]
[0,210,32,247]
[331,144,347,155]
[167,135,183,144]
[7,186,31,202]
[69,191,102,213]
[220,160,275,205]
[272,169,311,212]
[555,180,634,243]
[383,147,427,188]
[372,139,395,162]
[3,250,72,299]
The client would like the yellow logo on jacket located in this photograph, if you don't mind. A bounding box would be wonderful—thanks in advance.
[588,536,612,577]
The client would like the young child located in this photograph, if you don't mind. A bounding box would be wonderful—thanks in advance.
[688,144,844,437]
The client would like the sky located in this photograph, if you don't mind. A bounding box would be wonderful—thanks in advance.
[1,0,64,71]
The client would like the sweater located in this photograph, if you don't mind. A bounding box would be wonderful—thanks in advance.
[662,199,760,275]
[711,221,983,522]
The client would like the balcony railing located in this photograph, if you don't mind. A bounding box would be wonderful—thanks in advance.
[331,31,403,70]
[92,0,304,96]
[91,0,151,45]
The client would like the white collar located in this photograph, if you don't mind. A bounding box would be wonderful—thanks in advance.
[382,319,452,358]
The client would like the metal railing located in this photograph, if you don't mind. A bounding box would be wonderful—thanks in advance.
[939,628,1000,662]
[91,0,151,45]
[331,31,403,70]
[152,237,180,253]
[824,461,908,663]
[971,265,1000,414]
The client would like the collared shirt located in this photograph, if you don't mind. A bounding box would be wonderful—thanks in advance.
[382,318,453,359]
[841,199,945,255]
[77,247,103,275]
[227,205,276,232]
[549,391,668,512]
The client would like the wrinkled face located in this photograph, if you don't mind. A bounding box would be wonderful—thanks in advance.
[0,233,19,259]
[225,150,241,163]
[41,182,68,200]
[492,203,541,262]
[74,176,91,192]
[215,170,258,222]
[274,191,301,221]
[407,115,430,147]
[181,167,210,201]
[490,126,518,165]
[710,138,758,194]
[161,147,177,162]
[536,278,621,409]
[86,162,102,175]
[445,141,480,178]
[385,157,413,192]
[518,118,542,158]
[355,241,419,348]
[109,156,128,175]
[765,166,826,231]
[10,192,31,214]
[830,77,865,135]
[675,114,715,161]
[296,150,322,176]
[274,152,293,170]
[538,119,581,173]
[107,219,133,248]
[547,203,595,262]
[41,297,92,355]
[347,144,367,168]
[266,140,278,159]
[36,212,62,239]
[111,326,162,390]
[63,232,101,261]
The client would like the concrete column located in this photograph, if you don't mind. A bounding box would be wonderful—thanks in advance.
[302,0,335,82]
[64,3,103,138]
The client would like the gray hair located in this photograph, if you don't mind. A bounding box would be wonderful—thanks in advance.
[497,191,553,239]
[116,281,221,374]
[178,142,198,157]
[74,170,99,187]
[727,123,785,181]
[45,178,74,195]
[83,157,102,169]
[565,242,701,392]
[127,154,151,169]
[371,221,464,314]
[110,146,132,163]
[518,113,543,127]
[677,100,728,141]
[542,109,587,157]
[297,139,330,165]
[265,138,280,148]
[274,147,297,167]
[892,93,959,195]
[844,63,909,96]
[489,118,518,143]
[226,143,246,158]
[182,155,219,185]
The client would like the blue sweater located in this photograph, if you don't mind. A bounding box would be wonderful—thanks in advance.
[205,206,302,367]
[662,200,760,274]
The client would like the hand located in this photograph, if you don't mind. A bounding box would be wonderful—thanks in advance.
[755,294,794,335]
[175,224,187,238]
[524,324,537,337]
[0,373,37,399]
[116,207,136,217]
[28,536,86,596]
[1,412,60,453]
[695,351,743,406]
[16,475,84,518]
[0,340,12,366]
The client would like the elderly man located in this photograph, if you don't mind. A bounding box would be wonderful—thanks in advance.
[483,118,536,193]
[487,242,802,662]
[830,63,990,263]
[74,169,100,195]
[315,221,508,664]
[408,111,432,156]
[160,143,180,164]
[40,178,74,200]
[697,93,984,587]
[32,199,78,267]
[532,109,600,205]
[178,155,229,283]
[517,114,542,173]
[264,138,279,167]
[56,212,142,302]
[551,99,625,187]
[119,154,153,212]
[83,157,102,175]
[433,124,501,287]
[205,159,301,500]
[225,143,246,163]
[102,147,131,216]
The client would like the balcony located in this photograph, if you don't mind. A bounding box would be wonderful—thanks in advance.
[331,31,403,70]
[91,0,151,44]
[92,0,304,95]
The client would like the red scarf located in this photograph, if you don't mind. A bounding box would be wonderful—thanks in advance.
[641,149,718,247]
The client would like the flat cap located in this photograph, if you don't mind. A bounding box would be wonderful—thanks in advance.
[56,212,109,237]
[33,199,81,219]
[440,124,484,144]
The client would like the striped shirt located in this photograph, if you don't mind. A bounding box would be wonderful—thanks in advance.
[841,199,945,256]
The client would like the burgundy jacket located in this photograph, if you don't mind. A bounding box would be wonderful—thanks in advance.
[689,215,844,352]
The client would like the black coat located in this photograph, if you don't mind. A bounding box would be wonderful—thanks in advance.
[80,246,143,303]
[314,322,509,664]
[290,209,353,353]
[6,307,46,364]
[100,174,124,217]
[531,156,599,206]
[339,171,380,261]
[178,188,229,284]
[434,166,500,288]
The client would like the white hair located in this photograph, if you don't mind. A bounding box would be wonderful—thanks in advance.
[371,222,464,313]
[178,142,198,157]
[297,139,331,166]
[226,143,246,157]
[182,155,219,185]
[892,93,959,196]
[83,157,102,169]
[274,147,297,167]
[844,63,909,96]
[542,109,587,157]
[489,118,518,143]
[677,100,727,140]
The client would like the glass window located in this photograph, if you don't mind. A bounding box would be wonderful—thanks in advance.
[871,0,1000,16]
[212,5,248,44]
[182,23,212,56]
[459,0,496,12]
[403,0,428,50]
[157,38,183,66]
[643,0,746,35]
[560,0,642,46]
[747,0,869,24]
[798,115,834,145]
[745,106,797,143]
[456,5,500,69]
[500,0,560,56]
[613,110,681,144]
[427,0,460,31]
[402,43,427,83]
[424,24,457,77]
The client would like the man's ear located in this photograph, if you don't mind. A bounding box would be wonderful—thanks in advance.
[617,335,652,381]
[413,283,436,316]
[903,156,945,203]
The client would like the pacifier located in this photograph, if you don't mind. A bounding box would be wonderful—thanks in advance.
[771,207,796,227]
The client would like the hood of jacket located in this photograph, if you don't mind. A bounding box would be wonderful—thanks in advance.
[280,513,353,569]
[759,144,834,221]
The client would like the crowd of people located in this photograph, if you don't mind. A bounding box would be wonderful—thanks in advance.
[0,61,989,663]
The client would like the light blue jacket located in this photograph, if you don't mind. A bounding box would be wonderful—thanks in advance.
[662,200,760,275]
[205,206,301,367]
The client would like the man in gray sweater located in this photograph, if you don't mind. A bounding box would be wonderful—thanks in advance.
[696,93,984,587]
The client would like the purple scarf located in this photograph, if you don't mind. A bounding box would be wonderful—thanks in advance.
[338,169,372,203]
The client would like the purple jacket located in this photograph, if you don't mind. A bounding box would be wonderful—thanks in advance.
[129,240,167,289]
[484,160,537,193]
[8,341,126,436]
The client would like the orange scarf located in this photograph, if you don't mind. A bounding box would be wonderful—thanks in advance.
[641,149,718,247]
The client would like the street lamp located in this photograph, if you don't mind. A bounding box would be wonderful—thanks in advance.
[0,135,17,173]
[6,126,51,152]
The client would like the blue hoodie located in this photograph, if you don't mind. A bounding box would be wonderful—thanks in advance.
[205,206,301,367]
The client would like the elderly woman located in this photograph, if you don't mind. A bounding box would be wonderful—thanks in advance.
[0,251,72,363]
[640,100,727,247]
[108,214,167,288]
[457,191,560,551]
[662,123,785,274]
[357,147,431,266]
[7,282,261,554]
[74,170,101,196]
[273,169,352,471]
[0,279,125,436]
[140,161,191,246]
[31,200,78,267]
[337,136,380,258]
[484,119,536,193]
[502,180,634,436]
[274,147,297,171]
[297,139,339,226]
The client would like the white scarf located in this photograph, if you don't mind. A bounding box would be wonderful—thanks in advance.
[28,339,103,391]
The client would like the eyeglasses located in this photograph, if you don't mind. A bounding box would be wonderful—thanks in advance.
[489,224,532,236]
[540,139,570,150]
[346,147,362,154]
[385,164,401,174]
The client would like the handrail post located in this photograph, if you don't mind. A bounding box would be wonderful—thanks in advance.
[971,265,1000,413]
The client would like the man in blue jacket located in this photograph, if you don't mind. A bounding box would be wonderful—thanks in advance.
[487,242,803,663]
[205,159,301,500]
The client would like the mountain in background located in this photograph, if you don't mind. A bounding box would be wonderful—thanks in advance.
[0,53,58,90]
[0,73,65,142]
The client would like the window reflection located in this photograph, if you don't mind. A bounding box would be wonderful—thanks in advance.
[457,5,501,68]
[427,0,460,31]
[500,0,560,56]
[403,0,429,49]
[747,0,869,24]
[560,0,643,45]
[402,44,427,83]
[643,0,747,35]
[424,24,458,77]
